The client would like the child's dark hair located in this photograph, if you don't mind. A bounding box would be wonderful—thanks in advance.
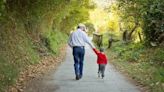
[99,47,104,52]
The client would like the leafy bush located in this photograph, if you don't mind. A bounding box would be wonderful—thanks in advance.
[145,47,164,66]
[43,31,68,54]
[117,0,164,44]
[143,0,164,43]
[107,41,164,92]
[110,42,145,62]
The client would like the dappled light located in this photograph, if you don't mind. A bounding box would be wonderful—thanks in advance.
[89,8,109,33]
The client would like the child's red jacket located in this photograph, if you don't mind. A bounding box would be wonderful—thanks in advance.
[93,48,108,64]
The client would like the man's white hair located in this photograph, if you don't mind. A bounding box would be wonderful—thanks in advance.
[78,23,85,28]
[78,23,87,32]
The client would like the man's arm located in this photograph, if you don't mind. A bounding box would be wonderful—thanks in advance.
[83,32,95,48]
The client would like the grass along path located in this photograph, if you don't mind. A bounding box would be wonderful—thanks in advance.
[106,42,164,92]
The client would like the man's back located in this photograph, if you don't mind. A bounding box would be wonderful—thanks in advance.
[68,28,94,48]
[71,29,86,46]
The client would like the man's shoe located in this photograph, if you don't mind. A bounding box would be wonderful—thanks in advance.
[76,76,80,80]
[79,75,82,79]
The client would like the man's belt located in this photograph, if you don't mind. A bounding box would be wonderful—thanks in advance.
[73,46,84,48]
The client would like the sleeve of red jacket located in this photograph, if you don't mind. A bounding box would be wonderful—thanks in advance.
[93,48,99,55]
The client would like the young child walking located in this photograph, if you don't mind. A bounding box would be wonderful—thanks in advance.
[93,48,108,79]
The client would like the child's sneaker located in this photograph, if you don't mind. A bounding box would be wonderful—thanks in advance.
[101,74,104,79]
[98,72,100,78]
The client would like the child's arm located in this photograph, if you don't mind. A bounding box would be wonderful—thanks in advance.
[93,48,99,55]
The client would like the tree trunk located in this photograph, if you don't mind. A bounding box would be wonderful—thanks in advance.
[97,35,103,48]
[122,30,128,41]
[127,23,138,40]
[138,32,142,42]
[108,37,113,48]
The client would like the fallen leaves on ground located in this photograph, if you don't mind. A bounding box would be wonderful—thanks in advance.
[7,45,67,92]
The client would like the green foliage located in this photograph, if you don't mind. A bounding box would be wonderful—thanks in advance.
[0,0,6,20]
[0,1,92,91]
[117,0,164,44]
[111,42,148,63]
[104,1,164,91]
[0,56,19,92]
[143,47,164,66]
[59,8,89,34]
[142,0,164,43]
[107,41,164,92]
[85,22,95,35]
[111,60,164,92]
[43,30,68,54]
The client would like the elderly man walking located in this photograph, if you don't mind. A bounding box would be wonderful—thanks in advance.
[68,24,95,80]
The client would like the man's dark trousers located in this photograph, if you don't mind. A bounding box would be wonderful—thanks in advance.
[73,46,85,78]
